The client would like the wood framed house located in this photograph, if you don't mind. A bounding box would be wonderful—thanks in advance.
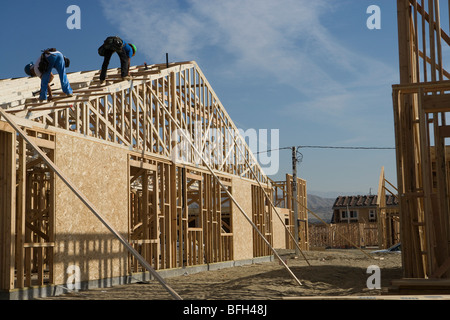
[0,61,307,299]
[331,195,398,224]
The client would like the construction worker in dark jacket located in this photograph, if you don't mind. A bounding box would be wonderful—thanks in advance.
[24,49,73,102]
[99,36,136,84]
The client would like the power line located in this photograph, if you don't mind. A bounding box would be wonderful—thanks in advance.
[297,145,395,150]
[254,146,292,154]
[254,145,395,154]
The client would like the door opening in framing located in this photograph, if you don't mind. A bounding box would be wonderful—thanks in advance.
[128,155,234,274]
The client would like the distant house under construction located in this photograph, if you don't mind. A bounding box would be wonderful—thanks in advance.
[331,194,399,225]
[0,61,307,299]
[308,167,400,250]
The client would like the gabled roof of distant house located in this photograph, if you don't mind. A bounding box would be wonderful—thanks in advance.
[333,195,398,209]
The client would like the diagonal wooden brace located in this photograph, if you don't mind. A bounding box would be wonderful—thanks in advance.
[0,108,182,300]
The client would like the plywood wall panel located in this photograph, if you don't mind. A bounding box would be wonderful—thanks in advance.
[273,208,289,249]
[53,132,129,285]
[231,177,254,260]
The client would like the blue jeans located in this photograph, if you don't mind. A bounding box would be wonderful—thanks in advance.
[40,52,73,100]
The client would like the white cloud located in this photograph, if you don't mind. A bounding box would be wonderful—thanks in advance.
[100,0,396,117]
[100,0,204,61]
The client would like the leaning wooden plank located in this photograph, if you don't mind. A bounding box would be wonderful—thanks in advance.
[294,196,375,260]
[0,108,182,300]
[155,93,303,286]
[212,102,310,264]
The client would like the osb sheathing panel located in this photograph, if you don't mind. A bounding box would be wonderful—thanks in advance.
[53,132,129,285]
[273,208,289,249]
[231,177,254,260]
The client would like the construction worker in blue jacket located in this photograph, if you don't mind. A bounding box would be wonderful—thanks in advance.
[99,37,136,83]
[24,49,73,102]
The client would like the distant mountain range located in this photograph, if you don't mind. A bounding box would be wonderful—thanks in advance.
[306,194,336,224]
[308,190,367,199]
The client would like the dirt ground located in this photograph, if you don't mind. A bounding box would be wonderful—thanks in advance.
[37,248,403,300]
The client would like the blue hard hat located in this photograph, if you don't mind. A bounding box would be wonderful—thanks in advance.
[24,63,34,76]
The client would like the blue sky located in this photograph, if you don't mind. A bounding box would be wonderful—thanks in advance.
[1,0,401,197]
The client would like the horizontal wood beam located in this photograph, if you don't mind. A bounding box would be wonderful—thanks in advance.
[129,159,157,171]
[423,93,450,113]
[23,242,55,248]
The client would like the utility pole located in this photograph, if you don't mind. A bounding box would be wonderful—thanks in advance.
[292,147,300,257]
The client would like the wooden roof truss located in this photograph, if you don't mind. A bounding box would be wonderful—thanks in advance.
[1,61,268,185]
